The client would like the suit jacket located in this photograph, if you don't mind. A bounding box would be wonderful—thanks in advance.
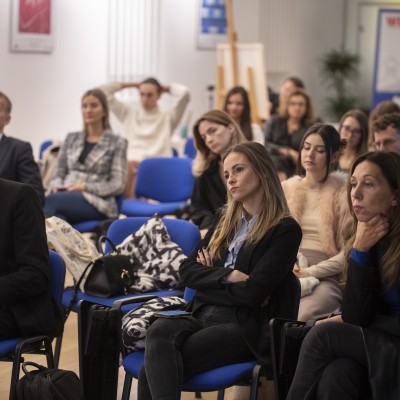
[190,158,227,229]
[180,215,302,366]
[0,135,45,205]
[49,130,127,218]
[0,179,62,337]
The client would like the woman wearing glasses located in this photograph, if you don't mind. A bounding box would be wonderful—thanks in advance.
[338,110,369,173]
[265,88,316,177]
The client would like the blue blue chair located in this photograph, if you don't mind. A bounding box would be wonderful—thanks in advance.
[72,193,124,233]
[62,217,201,314]
[184,137,197,159]
[121,157,194,217]
[0,250,66,400]
[112,275,301,400]
[38,139,53,159]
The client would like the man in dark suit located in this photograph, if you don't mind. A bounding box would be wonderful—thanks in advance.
[0,92,45,205]
[0,179,62,339]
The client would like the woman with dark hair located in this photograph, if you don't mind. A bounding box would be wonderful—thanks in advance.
[287,151,400,400]
[223,86,264,143]
[338,109,369,173]
[138,142,302,400]
[44,88,127,223]
[281,123,350,321]
[190,110,247,237]
[265,88,316,176]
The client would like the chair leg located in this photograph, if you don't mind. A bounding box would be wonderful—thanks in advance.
[54,333,63,368]
[121,372,133,400]
[249,364,263,400]
[217,389,225,400]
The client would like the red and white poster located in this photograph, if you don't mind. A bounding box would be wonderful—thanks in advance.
[18,0,51,34]
[10,0,53,53]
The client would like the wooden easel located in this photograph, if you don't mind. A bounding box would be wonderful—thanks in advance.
[216,0,261,124]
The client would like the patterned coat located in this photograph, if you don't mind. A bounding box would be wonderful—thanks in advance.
[49,130,127,217]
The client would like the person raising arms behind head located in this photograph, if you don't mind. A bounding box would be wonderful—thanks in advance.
[287,151,400,400]
[281,123,349,321]
[190,110,247,237]
[337,109,369,173]
[138,142,302,400]
[223,86,264,144]
[100,77,190,198]
[44,88,127,224]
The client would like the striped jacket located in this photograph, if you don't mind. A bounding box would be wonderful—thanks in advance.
[49,130,127,217]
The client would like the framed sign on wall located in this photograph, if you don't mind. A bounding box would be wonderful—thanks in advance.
[197,0,227,50]
[10,0,53,53]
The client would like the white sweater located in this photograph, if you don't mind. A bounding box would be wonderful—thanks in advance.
[101,82,190,161]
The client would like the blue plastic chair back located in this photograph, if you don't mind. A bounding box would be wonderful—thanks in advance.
[135,157,194,202]
[184,138,197,159]
[48,250,66,305]
[105,217,200,256]
[39,139,53,159]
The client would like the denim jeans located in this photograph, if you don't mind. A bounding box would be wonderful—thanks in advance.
[287,322,370,400]
[44,191,107,223]
[138,304,254,400]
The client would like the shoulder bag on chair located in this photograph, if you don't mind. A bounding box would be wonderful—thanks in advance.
[65,236,140,318]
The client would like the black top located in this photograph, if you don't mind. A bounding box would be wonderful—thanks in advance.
[78,141,97,164]
[190,158,227,230]
[264,116,311,152]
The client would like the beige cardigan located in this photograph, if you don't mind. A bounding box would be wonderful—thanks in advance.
[281,172,350,279]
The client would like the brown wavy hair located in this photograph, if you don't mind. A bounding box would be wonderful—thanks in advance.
[343,151,400,287]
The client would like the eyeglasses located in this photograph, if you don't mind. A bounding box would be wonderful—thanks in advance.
[341,125,362,136]
[374,138,397,150]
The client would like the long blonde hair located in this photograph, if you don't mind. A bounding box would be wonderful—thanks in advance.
[343,151,400,287]
[192,110,247,176]
[208,142,290,259]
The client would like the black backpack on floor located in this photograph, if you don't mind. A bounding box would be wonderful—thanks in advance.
[16,362,84,400]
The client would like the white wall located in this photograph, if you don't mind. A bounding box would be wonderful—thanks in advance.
[1,0,109,154]
[0,0,391,155]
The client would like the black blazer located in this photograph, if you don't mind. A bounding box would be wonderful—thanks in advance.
[180,215,302,365]
[0,179,62,337]
[0,135,45,206]
[190,158,227,230]
[341,245,400,399]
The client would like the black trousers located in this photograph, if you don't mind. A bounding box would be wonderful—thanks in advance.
[286,322,370,400]
[138,305,254,400]
[0,308,21,340]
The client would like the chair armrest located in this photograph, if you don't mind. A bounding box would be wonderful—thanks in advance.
[306,312,342,327]
[111,295,158,314]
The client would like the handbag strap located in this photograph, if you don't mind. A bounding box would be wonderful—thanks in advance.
[64,259,95,321]
[98,235,119,255]
[21,361,48,375]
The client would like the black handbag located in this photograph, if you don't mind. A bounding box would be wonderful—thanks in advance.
[65,236,139,318]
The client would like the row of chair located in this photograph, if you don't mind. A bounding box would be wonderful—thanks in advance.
[38,137,197,161]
